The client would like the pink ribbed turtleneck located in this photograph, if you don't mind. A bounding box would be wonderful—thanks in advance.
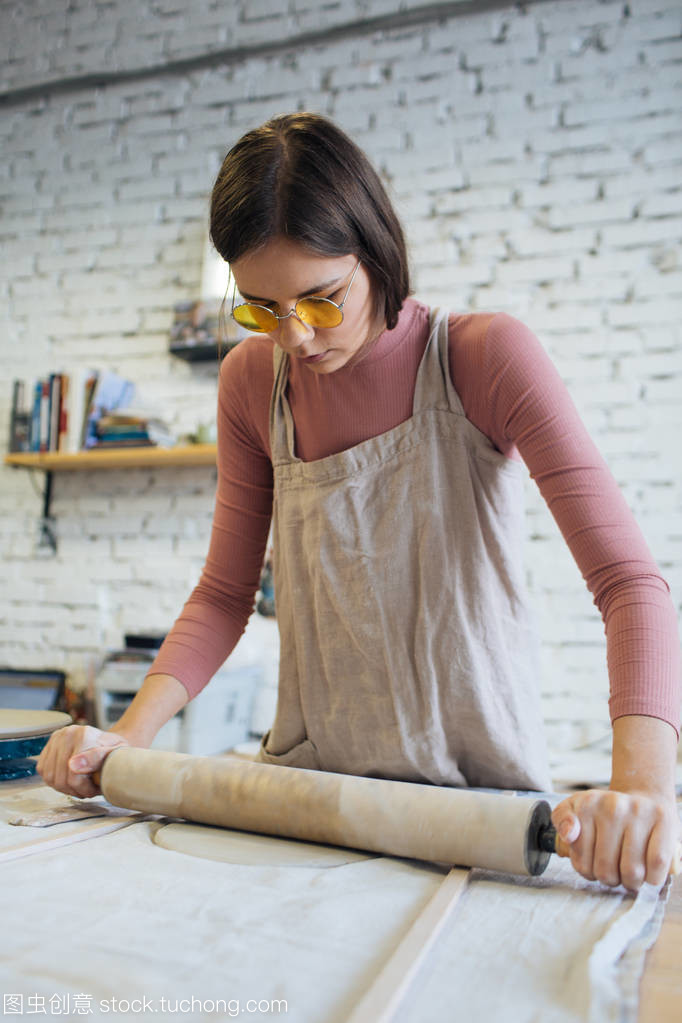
[148,299,681,736]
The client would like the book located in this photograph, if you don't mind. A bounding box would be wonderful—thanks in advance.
[64,367,96,453]
[58,374,69,452]
[30,380,42,451]
[48,373,61,452]
[39,380,49,453]
[81,372,100,449]
[8,380,31,453]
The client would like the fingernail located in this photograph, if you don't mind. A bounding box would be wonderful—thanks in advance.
[559,820,573,840]
[73,758,87,769]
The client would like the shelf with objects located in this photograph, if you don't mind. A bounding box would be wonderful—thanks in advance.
[4,240,235,551]
[167,300,240,363]
[168,240,245,363]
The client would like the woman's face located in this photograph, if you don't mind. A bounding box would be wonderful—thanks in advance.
[230,237,384,374]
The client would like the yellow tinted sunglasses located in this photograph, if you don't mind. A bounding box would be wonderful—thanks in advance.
[231,260,361,333]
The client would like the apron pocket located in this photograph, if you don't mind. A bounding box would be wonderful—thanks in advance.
[256,731,321,772]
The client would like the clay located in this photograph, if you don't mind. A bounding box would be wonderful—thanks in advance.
[153,821,374,868]
[0,709,71,740]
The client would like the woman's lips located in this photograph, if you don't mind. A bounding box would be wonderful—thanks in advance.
[301,351,329,364]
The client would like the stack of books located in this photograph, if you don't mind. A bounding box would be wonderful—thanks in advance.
[8,370,175,454]
[94,411,175,449]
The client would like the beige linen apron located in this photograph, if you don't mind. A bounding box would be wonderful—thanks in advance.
[257,309,551,791]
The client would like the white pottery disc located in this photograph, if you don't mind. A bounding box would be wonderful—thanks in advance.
[153,822,374,868]
[0,709,72,740]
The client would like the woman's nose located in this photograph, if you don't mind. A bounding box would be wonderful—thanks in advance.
[276,310,314,351]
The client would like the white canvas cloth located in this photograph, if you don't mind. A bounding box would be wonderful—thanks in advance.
[0,797,671,1023]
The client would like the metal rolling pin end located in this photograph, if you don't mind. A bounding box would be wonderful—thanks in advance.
[538,822,560,856]
[524,799,556,876]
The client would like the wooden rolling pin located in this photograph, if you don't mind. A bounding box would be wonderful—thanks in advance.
[95,748,681,876]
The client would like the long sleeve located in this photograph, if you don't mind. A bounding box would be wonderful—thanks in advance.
[146,340,274,698]
[453,311,681,736]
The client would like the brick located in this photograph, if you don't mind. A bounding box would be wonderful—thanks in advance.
[117,176,177,201]
[610,113,682,152]
[547,196,637,228]
[642,136,682,168]
[550,146,635,177]
[497,254,576,284]
[642,325,682,353]
[578,248,651,278]
[462,155,547,187]
[607,299,682,328]
[460,35,540,69]
[565,90,682,127]
[601,215,682,247]
[545,276,631,304]
[634,269,682,299]
[642,374,682,401]
[94,246,161,271]
[460,136,527,165]
[519,178,598,207]
[480,57,555,93]
[413,261,494,292]
[526,304,604,331]
[640,38,682,64]
[509,226,597,257]
[531,124,616,155]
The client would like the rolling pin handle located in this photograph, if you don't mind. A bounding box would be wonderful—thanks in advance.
[525,800,554,876]
[537,823,558,854]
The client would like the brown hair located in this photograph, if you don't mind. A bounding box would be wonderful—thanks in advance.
[209,112,410,331]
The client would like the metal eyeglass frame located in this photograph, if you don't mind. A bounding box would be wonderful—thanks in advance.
[231,259,362,332]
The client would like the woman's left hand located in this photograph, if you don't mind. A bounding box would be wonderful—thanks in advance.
[551,787,681,890]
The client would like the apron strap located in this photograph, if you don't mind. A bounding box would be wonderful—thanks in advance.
[412,308,466,417]
[269,346,297,465]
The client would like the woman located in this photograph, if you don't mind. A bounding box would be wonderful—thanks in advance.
[39,113,680,890]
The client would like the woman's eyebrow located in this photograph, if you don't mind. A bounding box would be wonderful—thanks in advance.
[239,275,343,302]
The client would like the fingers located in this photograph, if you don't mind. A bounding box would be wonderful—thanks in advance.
[554,797,598,882]
[641,808,677,889]
[592,795,627,888]
[552,789,679,891]
[552,807,581,855]
[552,799,583,858]
[68,744,112,775]
[36,725,128,798]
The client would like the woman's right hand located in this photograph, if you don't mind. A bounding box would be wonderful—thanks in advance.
[36,725,131,799]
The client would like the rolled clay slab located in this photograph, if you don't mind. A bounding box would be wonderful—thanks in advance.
[100,747,551,875]
[0,709,72,740]
[153,822,374,867]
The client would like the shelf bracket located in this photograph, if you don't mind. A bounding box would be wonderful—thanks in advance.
[38,469,57,554]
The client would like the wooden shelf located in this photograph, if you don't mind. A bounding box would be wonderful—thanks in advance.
[3,444,217,472]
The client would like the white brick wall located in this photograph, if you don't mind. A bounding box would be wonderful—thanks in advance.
[1,0,680,752]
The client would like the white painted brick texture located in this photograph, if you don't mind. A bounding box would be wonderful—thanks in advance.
[0,0,680,752]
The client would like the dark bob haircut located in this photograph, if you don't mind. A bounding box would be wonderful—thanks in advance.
[209,112,411,331]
